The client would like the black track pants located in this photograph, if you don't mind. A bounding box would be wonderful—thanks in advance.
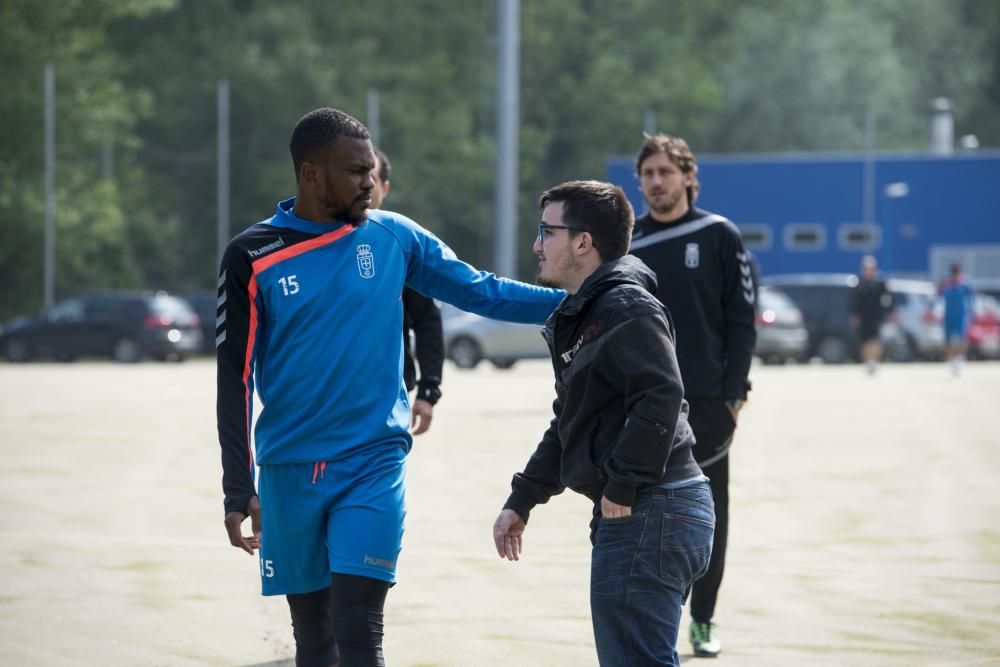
[287,573,390,667]
[686,398,736,624]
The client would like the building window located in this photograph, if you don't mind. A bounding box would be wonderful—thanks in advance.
[739,224,772,251]
[838,224,881,251]
[784,223,827,251]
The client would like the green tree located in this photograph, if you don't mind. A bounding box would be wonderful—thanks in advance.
[0,0,173,320]
[2,0,995,320]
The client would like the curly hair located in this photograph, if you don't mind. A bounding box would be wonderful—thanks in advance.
[290,108,370,180]
[635,133,700,204]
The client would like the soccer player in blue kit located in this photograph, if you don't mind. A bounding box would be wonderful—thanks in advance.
[216,107,563,666]
[939,262,976,376]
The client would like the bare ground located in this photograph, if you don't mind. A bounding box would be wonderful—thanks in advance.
[1,359,998,666]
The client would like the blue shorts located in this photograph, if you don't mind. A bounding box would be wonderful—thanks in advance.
[944,320,967,343]
[257,442,407,595]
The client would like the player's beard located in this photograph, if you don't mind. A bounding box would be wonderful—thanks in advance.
[647,187,685,217]
[325,193,371,226]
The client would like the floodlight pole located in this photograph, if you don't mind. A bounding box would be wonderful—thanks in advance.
[494,0,519,278]
[43,64,55,309]
[862,107,876,226]
[367,88,381,147]
[217,80,230,271]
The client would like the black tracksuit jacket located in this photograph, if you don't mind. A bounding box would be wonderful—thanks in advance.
[504,256,701,520]
[402,288,444,404]
[630,207,756,401]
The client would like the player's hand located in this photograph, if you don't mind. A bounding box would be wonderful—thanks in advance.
[493,509,526,561]
[224,495,261,555]
[600,496,632,519]
[411,399,434,435]
[726,398,745,425]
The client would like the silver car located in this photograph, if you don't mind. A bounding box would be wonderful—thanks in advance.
[886,278,945,361]
[440,304,548,369]
[754,286,809,364]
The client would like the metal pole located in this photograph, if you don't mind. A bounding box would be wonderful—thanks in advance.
[862,107,876,226]
[102,141,114,181]
[217,80,230,271]
[43,64,55,309]
[367,88,381,147]
[643,110,656,136]
[494,0,519,278]
[929,97,954,155]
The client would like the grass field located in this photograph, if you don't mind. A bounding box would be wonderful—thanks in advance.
[1,359,999,666]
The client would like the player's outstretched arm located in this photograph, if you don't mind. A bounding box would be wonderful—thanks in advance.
[224,495,262,555]
[493,509,526,562]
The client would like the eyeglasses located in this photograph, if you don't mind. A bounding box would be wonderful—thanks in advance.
[538,223,584,240]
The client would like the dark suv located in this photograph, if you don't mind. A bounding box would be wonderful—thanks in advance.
[761,273,906,364]
[181,291,218,354]
[0,292,202,362]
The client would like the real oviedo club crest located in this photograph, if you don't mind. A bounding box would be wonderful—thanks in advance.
[685,242,700,269]
[356,244,375,279]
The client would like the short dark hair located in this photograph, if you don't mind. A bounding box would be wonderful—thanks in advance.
[289,107,370,179]
[538,180,634,262]
[635,133,700,204]
[374,147,391,184]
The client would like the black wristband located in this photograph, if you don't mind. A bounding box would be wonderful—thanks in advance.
[416,384,442,405]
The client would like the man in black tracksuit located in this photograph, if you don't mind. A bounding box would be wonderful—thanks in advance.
[493,180,714,666]
[372,147,444,435]
[401,288,444,413]
[630,134,757,658]
[850,254,892,375]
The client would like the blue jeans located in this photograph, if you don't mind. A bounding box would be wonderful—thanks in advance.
[590,482,715,666]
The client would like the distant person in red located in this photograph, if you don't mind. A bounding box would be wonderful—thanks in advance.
[938,263,975,376]
[850,255,892,375]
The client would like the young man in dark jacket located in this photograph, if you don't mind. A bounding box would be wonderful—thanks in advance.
[493,180,714,667]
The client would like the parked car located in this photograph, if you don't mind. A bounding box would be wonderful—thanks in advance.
[754,286,808,364]
[181,290,218,354]
[969,295,1000,359]
[886,278,945,361]
[440,303,548,369]
[0,292,202,362]
[971,277,1000,302]
[760,273,906,364]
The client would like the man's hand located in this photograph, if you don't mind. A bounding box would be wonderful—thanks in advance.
[493,509,526,561]
[726,398,745,425]
[600,496,632,519]
[411,398,434,435]
[224,495,261,555]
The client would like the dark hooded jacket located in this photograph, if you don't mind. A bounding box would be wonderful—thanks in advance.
[504,255,701,521]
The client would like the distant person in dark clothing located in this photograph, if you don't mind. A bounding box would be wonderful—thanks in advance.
[372,147,443,434]
[850,255,892,375]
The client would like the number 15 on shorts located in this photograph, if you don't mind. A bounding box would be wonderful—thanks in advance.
[260,558,274,578]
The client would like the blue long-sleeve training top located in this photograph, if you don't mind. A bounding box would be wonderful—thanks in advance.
[216,198,564,514]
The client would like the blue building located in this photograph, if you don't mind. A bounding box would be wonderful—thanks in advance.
[607,151,1000,280]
